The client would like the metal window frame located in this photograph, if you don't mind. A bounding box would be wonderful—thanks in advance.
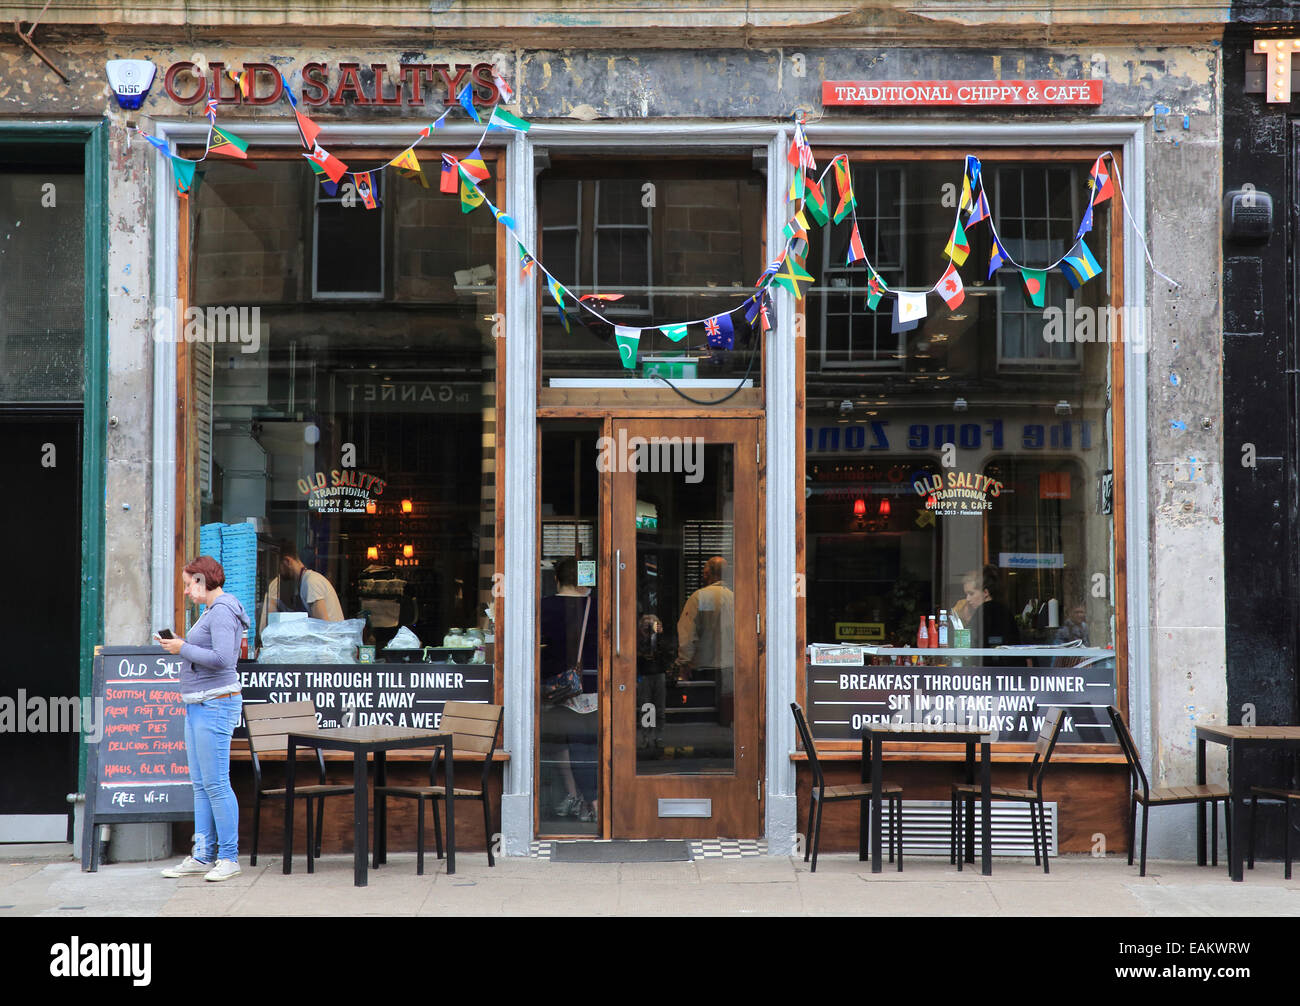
[150,118,1151,857]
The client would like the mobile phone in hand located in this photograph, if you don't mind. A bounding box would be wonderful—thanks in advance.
[155,628,174,640]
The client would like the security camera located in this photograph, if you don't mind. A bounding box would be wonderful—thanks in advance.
[106,59,157,110]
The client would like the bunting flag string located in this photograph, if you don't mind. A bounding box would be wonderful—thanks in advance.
[132,88,1179,372]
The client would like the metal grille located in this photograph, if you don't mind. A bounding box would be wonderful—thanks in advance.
[542,519,595,560]
[682,520,734,593]
[871,800,1058,857]
[195,342,214,498]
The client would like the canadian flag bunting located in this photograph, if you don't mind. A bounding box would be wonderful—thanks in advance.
[936,263,965,310]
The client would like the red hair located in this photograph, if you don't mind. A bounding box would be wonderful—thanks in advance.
[183,555,226,590]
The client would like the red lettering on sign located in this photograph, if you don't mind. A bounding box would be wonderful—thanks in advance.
[301,62,330,105]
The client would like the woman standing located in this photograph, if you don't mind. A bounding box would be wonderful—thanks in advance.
[158,556,250,882]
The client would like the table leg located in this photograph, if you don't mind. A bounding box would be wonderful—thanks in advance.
[445,738,455,876]
[1229,739,1244,882]
[373,751,386,869]
[283,741,295,875]
[965,742,976,865]
[980,741,992,877]
[871,734,883,873]
[353,750,368,887]
[1196,736,1207,866]
[858,734,868,862]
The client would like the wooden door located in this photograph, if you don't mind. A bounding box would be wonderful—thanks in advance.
[609,418,761,837]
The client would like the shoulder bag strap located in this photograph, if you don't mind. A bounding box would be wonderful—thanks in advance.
[572,595,592,670]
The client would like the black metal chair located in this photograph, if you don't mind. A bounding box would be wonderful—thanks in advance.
[953,707,1065,874]
[245,700,354,873]
[375,702,503,872]
[1248,783,1298,879]
[1107,704,1231,877]
[790,702,902,873]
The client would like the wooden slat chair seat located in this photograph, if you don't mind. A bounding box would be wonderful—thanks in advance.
[953,708,1064,874]
[1248,782,1300,879]
[244,701,355,873]
[790,702,903,873]
[374,702,503,874]
[1107,705,1230,877]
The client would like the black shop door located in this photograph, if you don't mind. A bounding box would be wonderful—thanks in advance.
[0,414,82,840]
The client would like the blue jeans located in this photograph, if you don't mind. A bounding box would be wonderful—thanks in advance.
[184,694,242,863]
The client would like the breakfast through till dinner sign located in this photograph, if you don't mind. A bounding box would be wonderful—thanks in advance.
[822,80,1103,107]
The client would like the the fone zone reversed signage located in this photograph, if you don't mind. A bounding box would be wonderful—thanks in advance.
[237,663,493,730]
[806,664,1117,743]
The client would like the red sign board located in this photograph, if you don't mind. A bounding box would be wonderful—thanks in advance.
[823,80,1102,107]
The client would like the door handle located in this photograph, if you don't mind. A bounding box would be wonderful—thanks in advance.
[615,548,621,656]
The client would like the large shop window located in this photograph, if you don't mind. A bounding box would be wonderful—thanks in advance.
[803,153,1121,747]
[184,157,499,674]
[537,158,765,399]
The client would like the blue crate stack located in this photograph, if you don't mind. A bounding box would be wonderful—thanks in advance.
[219,522,258,649]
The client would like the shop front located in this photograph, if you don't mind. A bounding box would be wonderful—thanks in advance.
[0,3,1232,861]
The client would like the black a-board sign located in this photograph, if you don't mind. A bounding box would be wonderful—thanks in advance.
[82,646,193,871]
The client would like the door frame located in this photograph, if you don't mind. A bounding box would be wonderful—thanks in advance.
[606,416,764,838]
[0,122,108,808]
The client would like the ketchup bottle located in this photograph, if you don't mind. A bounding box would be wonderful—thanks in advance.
[917,615,929,648]
[928,615,939,648]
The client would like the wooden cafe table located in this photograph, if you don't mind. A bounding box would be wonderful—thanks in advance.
[863,723,995,875]
[283,725,454,887]
[1195,724,1300,882]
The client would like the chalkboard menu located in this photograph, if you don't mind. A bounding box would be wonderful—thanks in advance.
[806,657,1118,744]
[236,661,494,731]
[82,647,194,871]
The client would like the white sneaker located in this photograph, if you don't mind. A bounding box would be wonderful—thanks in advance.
[203,859,241,882]
[161,856,212,878]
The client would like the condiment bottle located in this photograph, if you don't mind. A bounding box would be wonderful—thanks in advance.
[917,615,929,648]
[938,610,950,647]
[927,615,938,648]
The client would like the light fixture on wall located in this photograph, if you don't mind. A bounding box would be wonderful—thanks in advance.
[853,498,867,518]
[366,501,377,515]
[401,499,413,513]
[878,498,891,517]
[403,544,414,558]
[366,546,379,560]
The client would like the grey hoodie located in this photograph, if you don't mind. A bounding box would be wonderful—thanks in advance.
[178,592,250,702]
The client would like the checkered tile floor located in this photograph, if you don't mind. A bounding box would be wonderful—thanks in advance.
[531,839,766,860]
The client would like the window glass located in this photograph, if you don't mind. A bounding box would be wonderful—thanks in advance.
[0,163,84,402]
[537,158,765,390]
[804,155,1117,744]
[189,159,497,656]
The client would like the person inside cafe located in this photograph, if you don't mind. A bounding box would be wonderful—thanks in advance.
[1054,601,1089,645]
[675,555,736,726]
[963,564,1021,660]
[258,540,344,634]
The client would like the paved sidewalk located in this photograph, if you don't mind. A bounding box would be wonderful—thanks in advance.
[2,845,1298,916]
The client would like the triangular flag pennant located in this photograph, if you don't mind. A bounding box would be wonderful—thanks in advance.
[170,156,196,197]
[756,257,783,288]
[659,323,688,343]
[936,263,965,310]
[546,275,571,333]
[143,133,170,154]
[492,205,518,231]
[944,217,971,267]
[1060,239,1103,289]
[804,178,830,227]
[388,148,428,188]
[1020,268,1047,307]
[460,176,485,214]
[487,106,531,133]
[293,108,320,150]
[759,291,774,333]
[579,293,624,305]
[832,158,857,224]
[440,155,459,194]
[891,298,920,334]
[204,98,219,121]
[744,295,762,327]
[419,112,448,138]
[320,179,338,197]
[280,71,297,107]
[303,144,349,185]
[354,171,378,210]
[788,167,806,203]
[460,147,491,183]
[704,313,735,350]
[965,155,982,193]
[959,174,972,214]
[865,270,887,310]
[1075,198,1094,242]
[897,290,928,324]
[492,72,515,104]
[772,256,815,299]
[988,234,1009,279]
[209,126,249,159]
[966,189,990,228]
[458,83,481,123]
[1088,154,1114,205]
[517,242,535,278]
[227,69,251,99]
[846,220,867,265]
[614,326,641,369]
